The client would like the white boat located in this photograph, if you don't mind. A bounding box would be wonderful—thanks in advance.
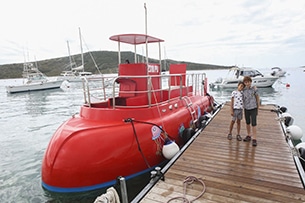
[6,62,63,93]
[271,67,286,77]
[57,28,93,82]
[210,66,279,89]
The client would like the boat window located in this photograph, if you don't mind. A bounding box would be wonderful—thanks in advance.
[235,70,240,78]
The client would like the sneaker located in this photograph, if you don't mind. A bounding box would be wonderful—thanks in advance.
[252,139,257,146]
[243,135,251,142]
[236,135,242,141]
[227,134,232,140]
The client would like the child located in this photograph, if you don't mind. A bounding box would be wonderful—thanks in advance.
[242,76,260,146]
[227,81,245,141]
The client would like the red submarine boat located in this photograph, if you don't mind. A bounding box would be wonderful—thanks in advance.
[41,34,215,192]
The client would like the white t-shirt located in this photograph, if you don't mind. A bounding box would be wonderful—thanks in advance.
[231,90,243,109]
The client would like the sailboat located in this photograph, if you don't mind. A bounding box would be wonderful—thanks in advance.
[57,28,93,82]
[6,60,63,94]
[57,41,81,82]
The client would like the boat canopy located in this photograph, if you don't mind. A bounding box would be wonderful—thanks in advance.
[109,34,164,65]
[109,34,164,45]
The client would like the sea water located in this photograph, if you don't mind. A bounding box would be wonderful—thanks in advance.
[0,67,304,202]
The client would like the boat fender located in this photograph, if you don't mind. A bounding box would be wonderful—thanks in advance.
[280,106,287,113]
[284,116,294,127]
[162,138,179,159]
[298,147,305,170]
[197,115,208,129]
[281,112,294,126]
[181,128,195,143]
[286,125,303,140]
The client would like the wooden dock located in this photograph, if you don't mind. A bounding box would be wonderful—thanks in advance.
[139,103,305,202]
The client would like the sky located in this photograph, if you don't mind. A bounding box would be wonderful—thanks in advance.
[1,0,305,69]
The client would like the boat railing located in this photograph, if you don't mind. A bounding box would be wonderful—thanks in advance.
[82,72,207,108]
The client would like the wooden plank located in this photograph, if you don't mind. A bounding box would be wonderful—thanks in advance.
[140,103,305,202]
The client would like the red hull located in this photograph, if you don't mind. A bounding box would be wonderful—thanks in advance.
[42,95,213,192]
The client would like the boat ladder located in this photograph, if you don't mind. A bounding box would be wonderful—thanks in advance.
[182,96,198,126]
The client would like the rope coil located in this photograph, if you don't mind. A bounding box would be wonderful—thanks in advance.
[167,176,206,203]
[94,187,120,203]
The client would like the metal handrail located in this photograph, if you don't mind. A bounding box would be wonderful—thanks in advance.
[82,72,207,109]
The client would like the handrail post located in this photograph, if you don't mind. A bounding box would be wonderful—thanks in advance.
[112,78,117,109]
[118,176,128,203]
[179,74,182,99]
[82,77,91,107]
[148,76,152,107]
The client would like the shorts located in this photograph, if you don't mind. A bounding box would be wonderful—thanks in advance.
[244,108,257,126]
[232,109,243,121]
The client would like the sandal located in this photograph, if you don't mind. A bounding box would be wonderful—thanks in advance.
[252,139,257,146]
[243,135,251,142]
[236,135,242,141]
[227,134,232,140]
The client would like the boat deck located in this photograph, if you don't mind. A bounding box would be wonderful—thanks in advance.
[139,103,305,202]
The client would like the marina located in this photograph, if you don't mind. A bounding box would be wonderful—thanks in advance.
[134,103,305,202]
[1,68,305,202]
[1,2,305,203]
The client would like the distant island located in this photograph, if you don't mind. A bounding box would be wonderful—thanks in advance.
[0,51,231,79]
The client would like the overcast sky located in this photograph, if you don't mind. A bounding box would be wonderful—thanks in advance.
[1,0,305,69]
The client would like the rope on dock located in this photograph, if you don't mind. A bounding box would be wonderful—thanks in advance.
[94,187,121,203]
[167,176,206,203]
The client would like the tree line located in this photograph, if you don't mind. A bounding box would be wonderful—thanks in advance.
[0,51,231,79]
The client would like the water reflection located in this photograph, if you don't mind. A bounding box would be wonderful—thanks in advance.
[7,89,63,116]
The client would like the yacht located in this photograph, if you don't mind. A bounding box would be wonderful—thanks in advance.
[210,66,279,89]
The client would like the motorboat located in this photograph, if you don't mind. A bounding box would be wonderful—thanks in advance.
[271,67,286,77]
[209,66,279,89]
[5,61,63,93]
[41,33,217,193]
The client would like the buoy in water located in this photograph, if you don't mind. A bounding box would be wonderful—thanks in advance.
[286,83,290,88]
[162,138,179,159]
[286,125,303,140]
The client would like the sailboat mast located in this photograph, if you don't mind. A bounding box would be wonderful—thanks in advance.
[67,41,73,70]
[79,27,84,72]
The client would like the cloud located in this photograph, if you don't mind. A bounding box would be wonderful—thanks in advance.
[1,0,305,68]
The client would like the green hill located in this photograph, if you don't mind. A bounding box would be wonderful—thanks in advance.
[0,51,231,79]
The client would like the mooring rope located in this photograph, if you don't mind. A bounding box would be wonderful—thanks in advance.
[129,119,151,168]
[167,176,206,203]
[94,187,121,203]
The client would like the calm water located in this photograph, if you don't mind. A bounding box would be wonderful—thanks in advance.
[0,67,304,202]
